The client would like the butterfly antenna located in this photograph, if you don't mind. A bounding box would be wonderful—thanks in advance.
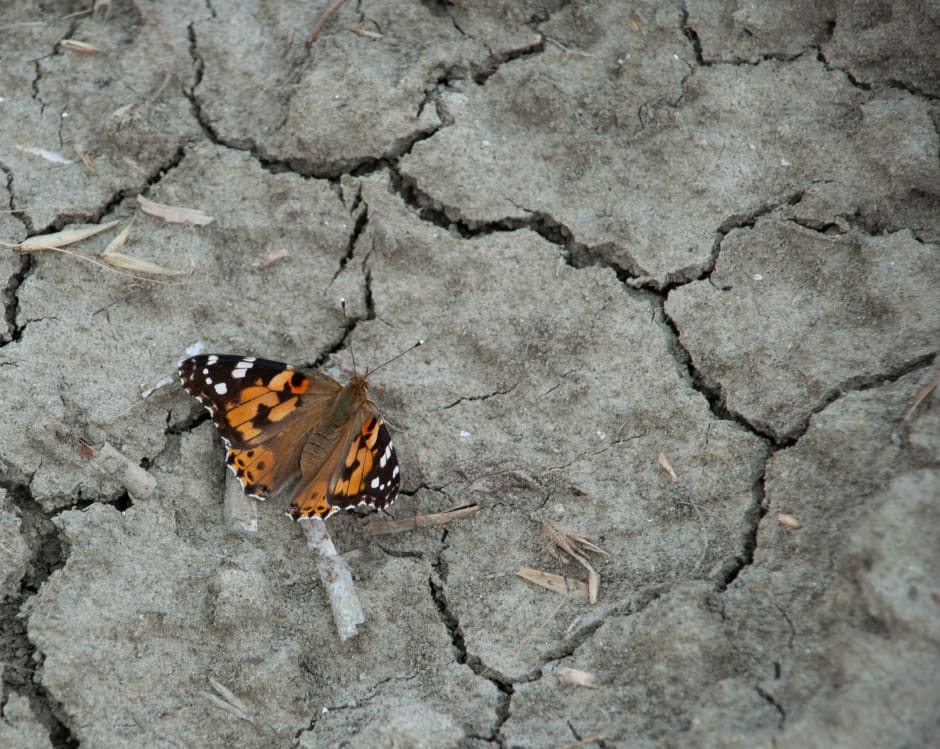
[366,340,424,378]
[340,298,358,372]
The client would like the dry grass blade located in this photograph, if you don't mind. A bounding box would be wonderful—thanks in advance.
[100,222,193,277]
[342,24,382,39]
[13,220,120,251]
[102,222,131,255]
[903,373,939,421]
[366,504,480,535]
[73,144,95,174]
[517,566,588,599]
[204,678,256,724]
[658,451,679,482]
[541,522,608,604]
[101,250,192,277]
[61,39,104,54]
[138,195,213,225]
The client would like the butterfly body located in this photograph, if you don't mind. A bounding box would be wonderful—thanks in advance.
[179,355,400,520]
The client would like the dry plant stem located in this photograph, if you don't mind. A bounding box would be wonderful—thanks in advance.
[224,471,258,533]
[307,0,346,45]
[299,516,365,641]
[366,504,480,535]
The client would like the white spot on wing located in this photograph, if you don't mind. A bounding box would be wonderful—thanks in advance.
[214,382,228,395]
[232,369,247,379]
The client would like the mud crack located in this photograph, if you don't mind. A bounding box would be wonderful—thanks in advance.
[1,483,77,748]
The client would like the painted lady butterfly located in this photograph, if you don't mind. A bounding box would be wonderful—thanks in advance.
[179,354,401,519]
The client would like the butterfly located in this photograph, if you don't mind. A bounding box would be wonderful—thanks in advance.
[178,354,400,520]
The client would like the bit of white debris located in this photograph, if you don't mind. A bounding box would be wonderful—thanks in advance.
[141,374,174,398]
[753,274,764,281]
[185,341,205,357]
[15,145,74,164]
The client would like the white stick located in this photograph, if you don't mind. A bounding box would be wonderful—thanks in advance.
[298,517,365,640]
[224,471,258,532]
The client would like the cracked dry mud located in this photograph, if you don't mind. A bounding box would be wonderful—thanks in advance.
[1,2,938,748]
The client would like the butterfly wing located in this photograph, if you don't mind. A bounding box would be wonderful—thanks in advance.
[179,354,341,500]
[288,410,401,519]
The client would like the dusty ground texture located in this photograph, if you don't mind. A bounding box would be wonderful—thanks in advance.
[1,1,938,748]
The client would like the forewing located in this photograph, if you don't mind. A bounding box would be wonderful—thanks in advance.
[179,354,340,499]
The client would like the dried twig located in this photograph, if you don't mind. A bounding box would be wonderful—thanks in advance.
[551,735,606,749]
[306,0,346,46]
[366,504,480,535]
[299,516,365,641]
[543,35,595,57]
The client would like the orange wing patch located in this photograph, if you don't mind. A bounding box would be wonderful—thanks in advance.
[226,445,277,498]
[288,478,334,519]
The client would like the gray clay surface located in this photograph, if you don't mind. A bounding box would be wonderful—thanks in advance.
[1,2,938,748]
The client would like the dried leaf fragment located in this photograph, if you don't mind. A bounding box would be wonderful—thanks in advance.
[138,195,213,225]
